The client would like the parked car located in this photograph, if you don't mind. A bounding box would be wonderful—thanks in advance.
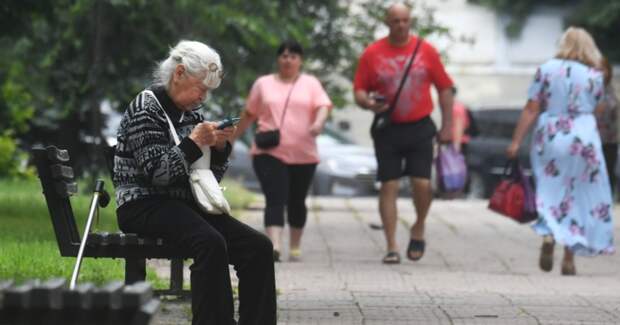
[226,125,378,196]
[465,108,532,198]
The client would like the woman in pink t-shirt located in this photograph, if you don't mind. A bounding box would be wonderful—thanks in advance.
[235,40,332,262]
[451,87,471,153]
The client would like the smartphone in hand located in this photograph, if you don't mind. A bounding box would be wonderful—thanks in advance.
[371,94,386,104]
[217,117,241,130]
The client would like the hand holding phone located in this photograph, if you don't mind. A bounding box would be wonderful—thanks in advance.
[372,94,386,103]
[217,117,241,130]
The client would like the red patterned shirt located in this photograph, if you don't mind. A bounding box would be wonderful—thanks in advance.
[354,36,453,123]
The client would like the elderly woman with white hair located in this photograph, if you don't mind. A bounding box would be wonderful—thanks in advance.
[113,40,276,325]
[507,27,615,276]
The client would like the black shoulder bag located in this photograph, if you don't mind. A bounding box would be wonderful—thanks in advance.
[255,77,298,149]
[371,38,423,133]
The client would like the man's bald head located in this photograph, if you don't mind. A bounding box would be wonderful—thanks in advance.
[385,3,412,21]
[385,3,413,45]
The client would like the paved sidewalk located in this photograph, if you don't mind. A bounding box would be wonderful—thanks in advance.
[155,197,620,324]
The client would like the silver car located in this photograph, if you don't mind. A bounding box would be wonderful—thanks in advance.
[225,126,378,196]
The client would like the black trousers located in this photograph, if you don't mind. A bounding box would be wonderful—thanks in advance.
[252,154,317,228]
[117,198,276,325]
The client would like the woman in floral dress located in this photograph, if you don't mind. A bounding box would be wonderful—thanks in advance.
[507,27,615,276]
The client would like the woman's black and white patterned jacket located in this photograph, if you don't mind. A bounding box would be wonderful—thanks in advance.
[113,86,231,208]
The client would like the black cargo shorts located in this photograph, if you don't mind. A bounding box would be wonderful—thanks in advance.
[371,116,437,182]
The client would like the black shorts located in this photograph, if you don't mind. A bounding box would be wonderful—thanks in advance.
[372,116,437,182]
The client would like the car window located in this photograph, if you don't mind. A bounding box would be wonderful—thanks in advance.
[473,109,524,139]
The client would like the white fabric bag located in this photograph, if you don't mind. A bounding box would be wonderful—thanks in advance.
[146,90,231,215]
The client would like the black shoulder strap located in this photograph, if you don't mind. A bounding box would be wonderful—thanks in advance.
[386,38,423,115]
[278,76,299,128]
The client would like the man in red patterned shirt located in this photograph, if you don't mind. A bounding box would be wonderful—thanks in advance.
[353,3,454,264]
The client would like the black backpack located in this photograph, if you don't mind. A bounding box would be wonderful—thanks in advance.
[464,108,479,137]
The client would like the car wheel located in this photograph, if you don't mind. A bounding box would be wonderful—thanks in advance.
[467,171,485,199]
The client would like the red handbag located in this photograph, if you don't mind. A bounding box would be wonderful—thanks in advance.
[488,160,536,223]
[488,178,525,220]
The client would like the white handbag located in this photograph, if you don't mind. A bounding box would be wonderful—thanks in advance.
[146,90,232,215]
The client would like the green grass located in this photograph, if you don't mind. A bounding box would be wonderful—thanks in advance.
[0,178,129,285]
[222,179,256,212]
[0,177,254,286]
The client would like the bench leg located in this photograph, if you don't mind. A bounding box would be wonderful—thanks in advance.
[125,258,146,284]
[169,259,184,294]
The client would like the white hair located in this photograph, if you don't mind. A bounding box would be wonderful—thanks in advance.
[154,40,223,90]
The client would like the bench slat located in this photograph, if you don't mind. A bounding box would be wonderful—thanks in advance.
[133,299,160,325]
[54,181,78,197]
[121,282,154,308]
[62,283,96,309]
[4,280,39,308]
[31,278,66,309]
[50,164,74,180]
[46,146,70,163]
[93,281,124,310]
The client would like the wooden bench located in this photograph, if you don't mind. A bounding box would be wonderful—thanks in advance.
[32,145,189,297]
[0,278,159,325]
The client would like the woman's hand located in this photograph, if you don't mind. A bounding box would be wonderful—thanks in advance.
[189,122,217,147]
[309,122,323,137]
[310,106,330,137]
[506,141,520,159]
[214,125,236,150]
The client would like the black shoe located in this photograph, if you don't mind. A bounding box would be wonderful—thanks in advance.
[369,222,384,230]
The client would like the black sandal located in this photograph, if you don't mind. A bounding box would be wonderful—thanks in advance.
[382,251,401,264]
[407,239,425,261]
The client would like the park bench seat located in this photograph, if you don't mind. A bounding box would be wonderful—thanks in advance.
[32,145,188,296]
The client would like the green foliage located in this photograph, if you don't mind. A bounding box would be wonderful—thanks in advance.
[0,136,18,178]
[1,0,454,174]
[565,1,620,62]
[0,135,35,179]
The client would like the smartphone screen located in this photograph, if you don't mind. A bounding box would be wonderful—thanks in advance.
[373,95,386,103]
[217,117,241,129]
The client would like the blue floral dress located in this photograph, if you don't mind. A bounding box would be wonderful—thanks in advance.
[528,58,615,256]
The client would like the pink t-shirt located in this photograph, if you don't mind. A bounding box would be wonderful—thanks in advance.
[245,73,332,164]
[452,101,470,144]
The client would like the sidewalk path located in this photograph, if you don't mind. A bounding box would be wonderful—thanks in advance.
[156,197,620,324]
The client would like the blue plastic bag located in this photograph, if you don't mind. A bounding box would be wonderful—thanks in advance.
[436,145,467,192]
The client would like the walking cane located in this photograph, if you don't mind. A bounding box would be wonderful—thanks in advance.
[69,180,110,290]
